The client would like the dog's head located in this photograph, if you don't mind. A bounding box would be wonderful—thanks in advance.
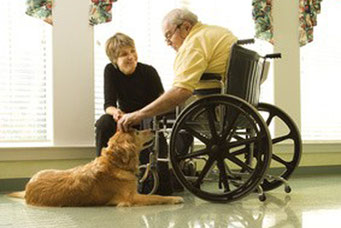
[102,129,154,171]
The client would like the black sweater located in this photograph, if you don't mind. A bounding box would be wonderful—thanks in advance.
[103,62,164,113]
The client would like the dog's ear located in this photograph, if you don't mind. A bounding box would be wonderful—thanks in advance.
[112,142,137,164]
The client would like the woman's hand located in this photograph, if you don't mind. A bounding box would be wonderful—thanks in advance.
[113,109,125,122]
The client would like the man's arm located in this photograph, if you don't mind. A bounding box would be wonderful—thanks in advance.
[117,87,192,132]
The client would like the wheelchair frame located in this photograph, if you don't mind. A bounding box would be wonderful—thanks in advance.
[138,39,302,202]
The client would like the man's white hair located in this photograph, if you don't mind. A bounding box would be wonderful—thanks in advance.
[162,8,198,27]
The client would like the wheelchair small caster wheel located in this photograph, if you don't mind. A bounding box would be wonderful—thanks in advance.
[285,186,291,193]
[259,194,266,202]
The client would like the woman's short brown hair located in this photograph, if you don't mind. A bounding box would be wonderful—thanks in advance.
[105,33,135,64]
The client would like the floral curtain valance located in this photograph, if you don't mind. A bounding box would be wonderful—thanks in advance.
[299,0,323,46]
[25,0,117,26]
[26,0,53,25]
[89,0,117,25]
[252,0,323,47]
[252,0,274,44]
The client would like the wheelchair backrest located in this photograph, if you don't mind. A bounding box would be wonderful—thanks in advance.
[225,43,265,107]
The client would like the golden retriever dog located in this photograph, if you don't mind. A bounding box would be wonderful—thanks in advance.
[8,129,184,207]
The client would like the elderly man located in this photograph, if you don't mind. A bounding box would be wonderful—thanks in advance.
[118,8,237,132]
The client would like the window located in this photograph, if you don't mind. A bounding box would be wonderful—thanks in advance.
[94,0,274,120]
[300,1,341,141]
[94,0,181,120]
[0,1,52,145]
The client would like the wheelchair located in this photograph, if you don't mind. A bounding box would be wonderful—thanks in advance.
[138,39,302,202]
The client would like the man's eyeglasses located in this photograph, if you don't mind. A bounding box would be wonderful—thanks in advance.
[164,23,183,44]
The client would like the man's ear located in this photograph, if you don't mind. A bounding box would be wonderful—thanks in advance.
[182,21,193,33]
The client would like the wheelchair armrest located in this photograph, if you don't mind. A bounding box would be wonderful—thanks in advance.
[200,73,222,81]
[236,39,255,45]
[264,53,282,59]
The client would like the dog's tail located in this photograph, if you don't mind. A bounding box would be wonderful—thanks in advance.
[7,191,25,199]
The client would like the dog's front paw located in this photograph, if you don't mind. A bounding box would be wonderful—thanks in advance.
[172,196,184,204]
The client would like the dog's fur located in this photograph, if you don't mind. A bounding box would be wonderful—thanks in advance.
[8,129,183,207]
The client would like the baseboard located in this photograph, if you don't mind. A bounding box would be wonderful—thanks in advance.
[291,165,341,176]
[0,178,30,193]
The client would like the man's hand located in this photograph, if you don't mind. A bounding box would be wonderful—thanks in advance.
[117,111,143,132]
[117,87,192,132]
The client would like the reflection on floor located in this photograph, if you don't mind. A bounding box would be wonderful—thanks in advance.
[1,173,341,228]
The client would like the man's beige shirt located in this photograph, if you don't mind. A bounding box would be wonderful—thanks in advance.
[173,22,237,92]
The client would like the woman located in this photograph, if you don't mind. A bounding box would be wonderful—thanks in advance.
[95,32,164,156]
[96,33,183,195]
[95,33,174,195]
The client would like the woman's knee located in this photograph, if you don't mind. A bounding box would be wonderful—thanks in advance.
[95,114,116,131]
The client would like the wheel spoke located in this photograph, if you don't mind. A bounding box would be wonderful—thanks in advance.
[272,154,292,168]
[265,113,275,126]
[217,158,230,192]
[272,134,291,144]
[176,148,209,161]
[183,124,210,145]
[207,106,218,139]
[225,153,254,173]
[222,112,241,140]
[194,156,216,187]
[233,134,244,141]
[230,147,249,156]
[228,136,259,149]
[226,127,238,144]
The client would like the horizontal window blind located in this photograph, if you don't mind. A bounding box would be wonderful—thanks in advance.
[0,1,52,145]
[300,1,341,141]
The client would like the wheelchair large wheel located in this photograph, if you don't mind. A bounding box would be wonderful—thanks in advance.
[257,103,302,191]
[169,95,272,202]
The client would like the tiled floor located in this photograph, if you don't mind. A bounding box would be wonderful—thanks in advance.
[1,173,341,228]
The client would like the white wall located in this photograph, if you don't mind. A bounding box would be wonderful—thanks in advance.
[53,0,95,146]
[273,0,301,135]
